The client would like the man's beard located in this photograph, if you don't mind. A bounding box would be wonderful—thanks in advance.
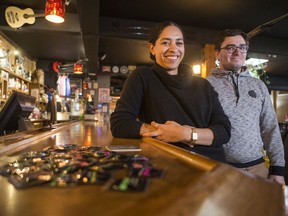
[227,63,243,72]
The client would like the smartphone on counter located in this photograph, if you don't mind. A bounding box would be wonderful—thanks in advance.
[105,145,142,152]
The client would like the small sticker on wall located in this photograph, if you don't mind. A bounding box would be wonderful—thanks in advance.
[93,82,98,89]
[112,66,119,73]
[102,66,111,72]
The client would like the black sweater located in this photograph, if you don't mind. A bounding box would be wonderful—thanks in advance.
[110,64,231,162]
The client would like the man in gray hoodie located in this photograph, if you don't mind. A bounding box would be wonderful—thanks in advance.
[206,29,285,185]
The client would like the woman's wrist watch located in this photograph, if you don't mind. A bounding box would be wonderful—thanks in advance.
[189,128,198,146]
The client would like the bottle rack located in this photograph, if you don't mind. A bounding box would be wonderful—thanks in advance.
[1,67,30,94]
[0,33,35,110]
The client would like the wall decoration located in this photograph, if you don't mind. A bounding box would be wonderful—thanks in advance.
[102,65,111,72]
[120,65,128,74]
[98,88,110,103]
[128,65,137,73]
[112,66,119,73]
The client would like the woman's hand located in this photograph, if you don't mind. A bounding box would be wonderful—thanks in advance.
[142,121,214,146]
[139,123,158,136]
[142,121,190,143]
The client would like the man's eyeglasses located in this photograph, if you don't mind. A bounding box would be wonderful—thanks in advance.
[220,44,249,54]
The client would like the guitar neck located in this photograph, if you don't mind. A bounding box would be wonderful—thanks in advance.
[23,14,45,19]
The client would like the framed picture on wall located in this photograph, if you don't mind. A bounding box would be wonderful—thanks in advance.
[98,88,110,103]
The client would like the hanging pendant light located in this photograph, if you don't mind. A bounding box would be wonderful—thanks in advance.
[45,0,65,23]
[74,61,83,74]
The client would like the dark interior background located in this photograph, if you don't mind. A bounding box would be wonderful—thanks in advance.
[1,0,288,89]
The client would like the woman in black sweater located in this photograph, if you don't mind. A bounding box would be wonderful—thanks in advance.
[110,21,231,162]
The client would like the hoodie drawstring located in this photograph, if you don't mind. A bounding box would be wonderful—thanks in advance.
[229,72,240,104]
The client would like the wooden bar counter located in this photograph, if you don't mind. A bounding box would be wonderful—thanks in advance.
[0,121,285,216]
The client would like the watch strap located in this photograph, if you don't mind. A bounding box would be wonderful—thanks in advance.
[190,127,198,146]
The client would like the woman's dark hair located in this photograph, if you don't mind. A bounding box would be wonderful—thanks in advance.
[213,29,249,51]
[148,21,184,61]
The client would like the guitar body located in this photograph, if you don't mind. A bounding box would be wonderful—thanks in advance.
[5,6,35,29]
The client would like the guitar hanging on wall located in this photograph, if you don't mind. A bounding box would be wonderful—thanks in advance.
[5,6,44,29]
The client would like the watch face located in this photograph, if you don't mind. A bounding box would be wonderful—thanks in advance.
[193,132,198,140]
[112,66,119,73]
[120,65,128,74]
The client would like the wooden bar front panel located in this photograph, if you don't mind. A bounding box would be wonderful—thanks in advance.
[0,121,285,216]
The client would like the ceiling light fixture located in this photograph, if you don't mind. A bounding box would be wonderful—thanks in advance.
[45,0,66,23]
[74,61,83,74]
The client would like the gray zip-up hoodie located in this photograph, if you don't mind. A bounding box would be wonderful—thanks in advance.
[207,67,284,175]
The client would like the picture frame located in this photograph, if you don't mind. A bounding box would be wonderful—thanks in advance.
[98,88,110,103]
